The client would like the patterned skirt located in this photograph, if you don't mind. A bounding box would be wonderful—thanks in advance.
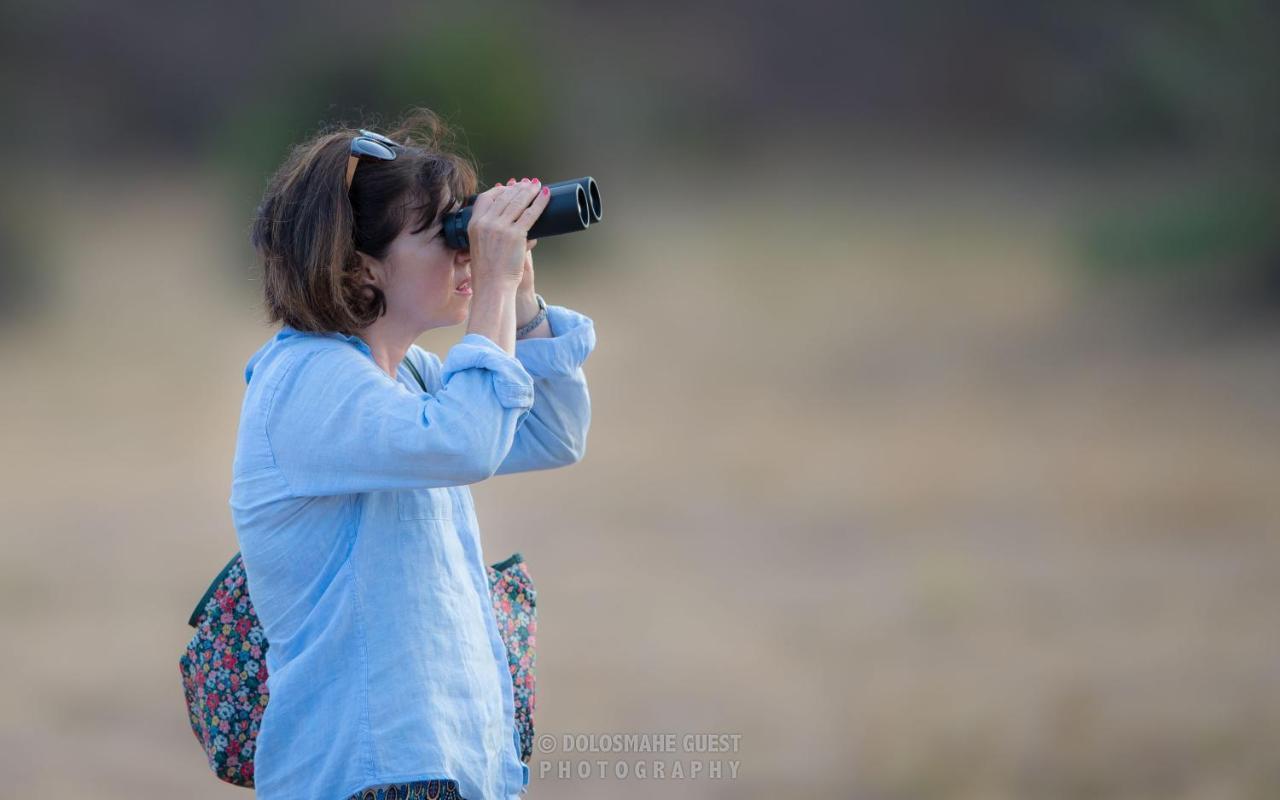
[346,778,466,800]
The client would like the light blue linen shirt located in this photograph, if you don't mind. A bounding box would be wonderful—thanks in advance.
[228,303,595,800]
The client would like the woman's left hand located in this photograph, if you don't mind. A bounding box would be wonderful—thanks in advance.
[517,238,536,299]
[514,237,549,336]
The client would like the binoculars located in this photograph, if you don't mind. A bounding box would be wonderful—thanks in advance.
[441,176,602,251]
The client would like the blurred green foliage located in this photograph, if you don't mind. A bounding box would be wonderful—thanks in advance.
[1061,0,1280,285]
[1079,183,1279,278]
[0,192,51,324]
[209,4,552,216]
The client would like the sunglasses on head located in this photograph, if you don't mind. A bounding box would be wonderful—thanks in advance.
[344,129,401,191]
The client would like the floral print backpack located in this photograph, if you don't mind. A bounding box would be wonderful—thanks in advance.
[178,550,538,787]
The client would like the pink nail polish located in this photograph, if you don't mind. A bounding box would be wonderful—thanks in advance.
[541,186,549,196]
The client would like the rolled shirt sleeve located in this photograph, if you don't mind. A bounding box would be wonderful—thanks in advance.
[495,304,596,475]
[444,333,537,409]
[510,304,596,380]
[267,332,535,496]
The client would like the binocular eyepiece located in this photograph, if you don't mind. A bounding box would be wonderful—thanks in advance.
[442,176,602,251]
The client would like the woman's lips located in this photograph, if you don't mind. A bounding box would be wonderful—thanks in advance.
[455,278,472,295]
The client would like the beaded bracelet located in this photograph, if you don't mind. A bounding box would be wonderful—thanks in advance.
[516,293,548,339]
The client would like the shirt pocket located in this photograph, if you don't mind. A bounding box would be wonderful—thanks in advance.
[396,486,455,521]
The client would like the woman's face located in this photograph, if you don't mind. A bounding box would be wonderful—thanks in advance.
[368,197,472,332]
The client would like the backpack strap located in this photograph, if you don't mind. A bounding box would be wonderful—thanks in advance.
[403,353,428,393]
[188,551,244,628]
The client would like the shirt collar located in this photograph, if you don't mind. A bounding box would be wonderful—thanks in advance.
[280,324,374,357]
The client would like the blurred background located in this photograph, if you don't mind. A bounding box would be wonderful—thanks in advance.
[2,1,1278,798]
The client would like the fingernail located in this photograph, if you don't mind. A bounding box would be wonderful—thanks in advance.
[521,176,529,182]
[541,186,550,196]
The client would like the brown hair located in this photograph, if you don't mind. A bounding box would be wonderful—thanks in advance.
[250,107,479,335]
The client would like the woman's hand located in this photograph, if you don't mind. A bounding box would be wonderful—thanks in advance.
[517,237,536,298]
[464,178,550,354]
[514,237,550,338]
[503,178,549,336]
[467,178,551,290]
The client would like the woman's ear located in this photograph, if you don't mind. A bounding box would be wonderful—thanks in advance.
[355,251,384,290]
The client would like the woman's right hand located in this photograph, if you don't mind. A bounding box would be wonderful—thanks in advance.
[467,178,551,290]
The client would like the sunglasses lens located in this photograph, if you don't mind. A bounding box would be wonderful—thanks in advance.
[351,138,396,160]
[358,129,400,147]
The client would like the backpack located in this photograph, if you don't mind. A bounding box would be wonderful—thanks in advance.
[178,550,537,787]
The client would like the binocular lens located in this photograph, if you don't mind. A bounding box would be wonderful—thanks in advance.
[589,180,602,223]
[441,176,601,251]
[544,177,601,223]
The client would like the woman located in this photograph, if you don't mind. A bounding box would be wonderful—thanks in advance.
[229,108,596,800]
